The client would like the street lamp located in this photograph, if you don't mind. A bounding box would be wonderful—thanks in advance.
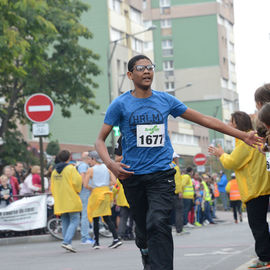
[165,82,192,93]
[106,25,156,157]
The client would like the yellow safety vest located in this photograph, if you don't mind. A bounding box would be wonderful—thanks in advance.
[202,181,211,201]
[182,174,194,199]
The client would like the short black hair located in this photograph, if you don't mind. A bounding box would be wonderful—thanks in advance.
[128,55,152,72]
[258,103,270,126]
[57,150,70,162]
[186,167,193,173]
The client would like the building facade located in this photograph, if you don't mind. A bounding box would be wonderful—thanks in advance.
[143,0,238,152]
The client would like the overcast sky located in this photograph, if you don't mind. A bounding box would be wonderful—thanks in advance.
[234,0,270,113]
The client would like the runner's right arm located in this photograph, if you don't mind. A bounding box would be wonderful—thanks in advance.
[95,123,134,180]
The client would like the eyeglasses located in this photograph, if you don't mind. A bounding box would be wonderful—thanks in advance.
[132,64,155,72]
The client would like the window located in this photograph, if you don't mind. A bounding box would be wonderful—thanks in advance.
[163,60,173,70]
[162,40,173,56]
[143,0,147,10]
[110,27,123,42]
[144,41,153,52]
[144,20,152,29]
[160,0,170,7]
[132,37,143,53]
[130,7,142,24]
[163,60,174,76]
[109,0,121,14]
[161,19,171,29]
[171,132,199,146]
[162,39,173,49]
[165,81,175,91]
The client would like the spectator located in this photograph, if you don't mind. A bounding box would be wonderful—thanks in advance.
[84,151,122,249]
[0,175,13,208]
[226,172,242,224]
[14,162,25,184]
[20,166,48,195]
[172,152,186,235]
[3,166,19,201]
[51,150,82,253]
[218,171,229,211]
[77,152,94,245]
[182,167,195,228]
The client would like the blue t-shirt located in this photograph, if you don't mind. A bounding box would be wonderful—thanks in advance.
[104,90,187,174]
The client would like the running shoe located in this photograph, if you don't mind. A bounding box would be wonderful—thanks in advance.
[92,241,101,249]
[194,222,202,227]
[248,259,270,269]
[108,239,123,249]
[81,238,95,245]
[61,243,76,253]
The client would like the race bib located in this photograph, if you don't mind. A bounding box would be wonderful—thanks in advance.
[136,124,165,147]
[266,152,270,171]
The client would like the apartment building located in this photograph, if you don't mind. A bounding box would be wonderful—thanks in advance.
[143,0,239,152]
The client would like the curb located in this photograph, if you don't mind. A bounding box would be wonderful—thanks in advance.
[0,231,82,246]
[0,234,57,245]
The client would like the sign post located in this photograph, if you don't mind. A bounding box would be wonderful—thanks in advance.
[193,153,207,172]
[24,94,54,193]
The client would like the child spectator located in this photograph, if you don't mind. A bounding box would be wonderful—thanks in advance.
[0,175,13,208]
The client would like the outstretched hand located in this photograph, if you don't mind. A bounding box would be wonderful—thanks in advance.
[208,144,224,157]
[244,131,263,148]
[108,161,134,180]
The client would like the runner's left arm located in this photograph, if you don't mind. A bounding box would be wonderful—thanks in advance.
[180,108,262,147]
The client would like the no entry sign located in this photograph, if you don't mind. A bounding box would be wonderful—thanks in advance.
[193,153,207,166]
[24,94,54,123]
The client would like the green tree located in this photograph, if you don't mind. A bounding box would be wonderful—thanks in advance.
[0,128,39,167]
[0,0,100,163]
[46,140,60,156]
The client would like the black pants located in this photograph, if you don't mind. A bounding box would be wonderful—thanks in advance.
[118,206,134,238]
[93,216,118,244]
[246,195,270,262]
[230,200,242,221]
[121,169,176,270]
[173,195,184,233]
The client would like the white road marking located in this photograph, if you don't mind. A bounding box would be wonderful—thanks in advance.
[29,105,51,112]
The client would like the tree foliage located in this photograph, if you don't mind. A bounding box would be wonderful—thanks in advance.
[46,139,60,156]
[0,0,100,163]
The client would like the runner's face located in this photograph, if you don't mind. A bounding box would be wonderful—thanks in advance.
[128,59,154,90]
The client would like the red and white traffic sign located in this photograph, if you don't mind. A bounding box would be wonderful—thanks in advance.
[193,153,207,166]
[24,94,54,123]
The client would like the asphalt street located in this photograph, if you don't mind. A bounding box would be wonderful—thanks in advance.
[0,211,258,270]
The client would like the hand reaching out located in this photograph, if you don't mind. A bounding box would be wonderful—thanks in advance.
[208,144,224,157]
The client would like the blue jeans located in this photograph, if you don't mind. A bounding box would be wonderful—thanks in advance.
[220,192,229,210]
[61,212,80,245]
[80,188,91,241]
[203,201,213,223]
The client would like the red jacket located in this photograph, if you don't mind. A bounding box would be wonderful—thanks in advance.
[9,176,19,201]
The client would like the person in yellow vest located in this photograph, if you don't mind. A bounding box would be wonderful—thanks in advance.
[201,174,216,225]
[209,111,270,269]
[83,151,122,249]
[172,152,188,235]
[225,172,242,224]
[211,173,220,219]
[51,150,82,253]
[182,167,195,228]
